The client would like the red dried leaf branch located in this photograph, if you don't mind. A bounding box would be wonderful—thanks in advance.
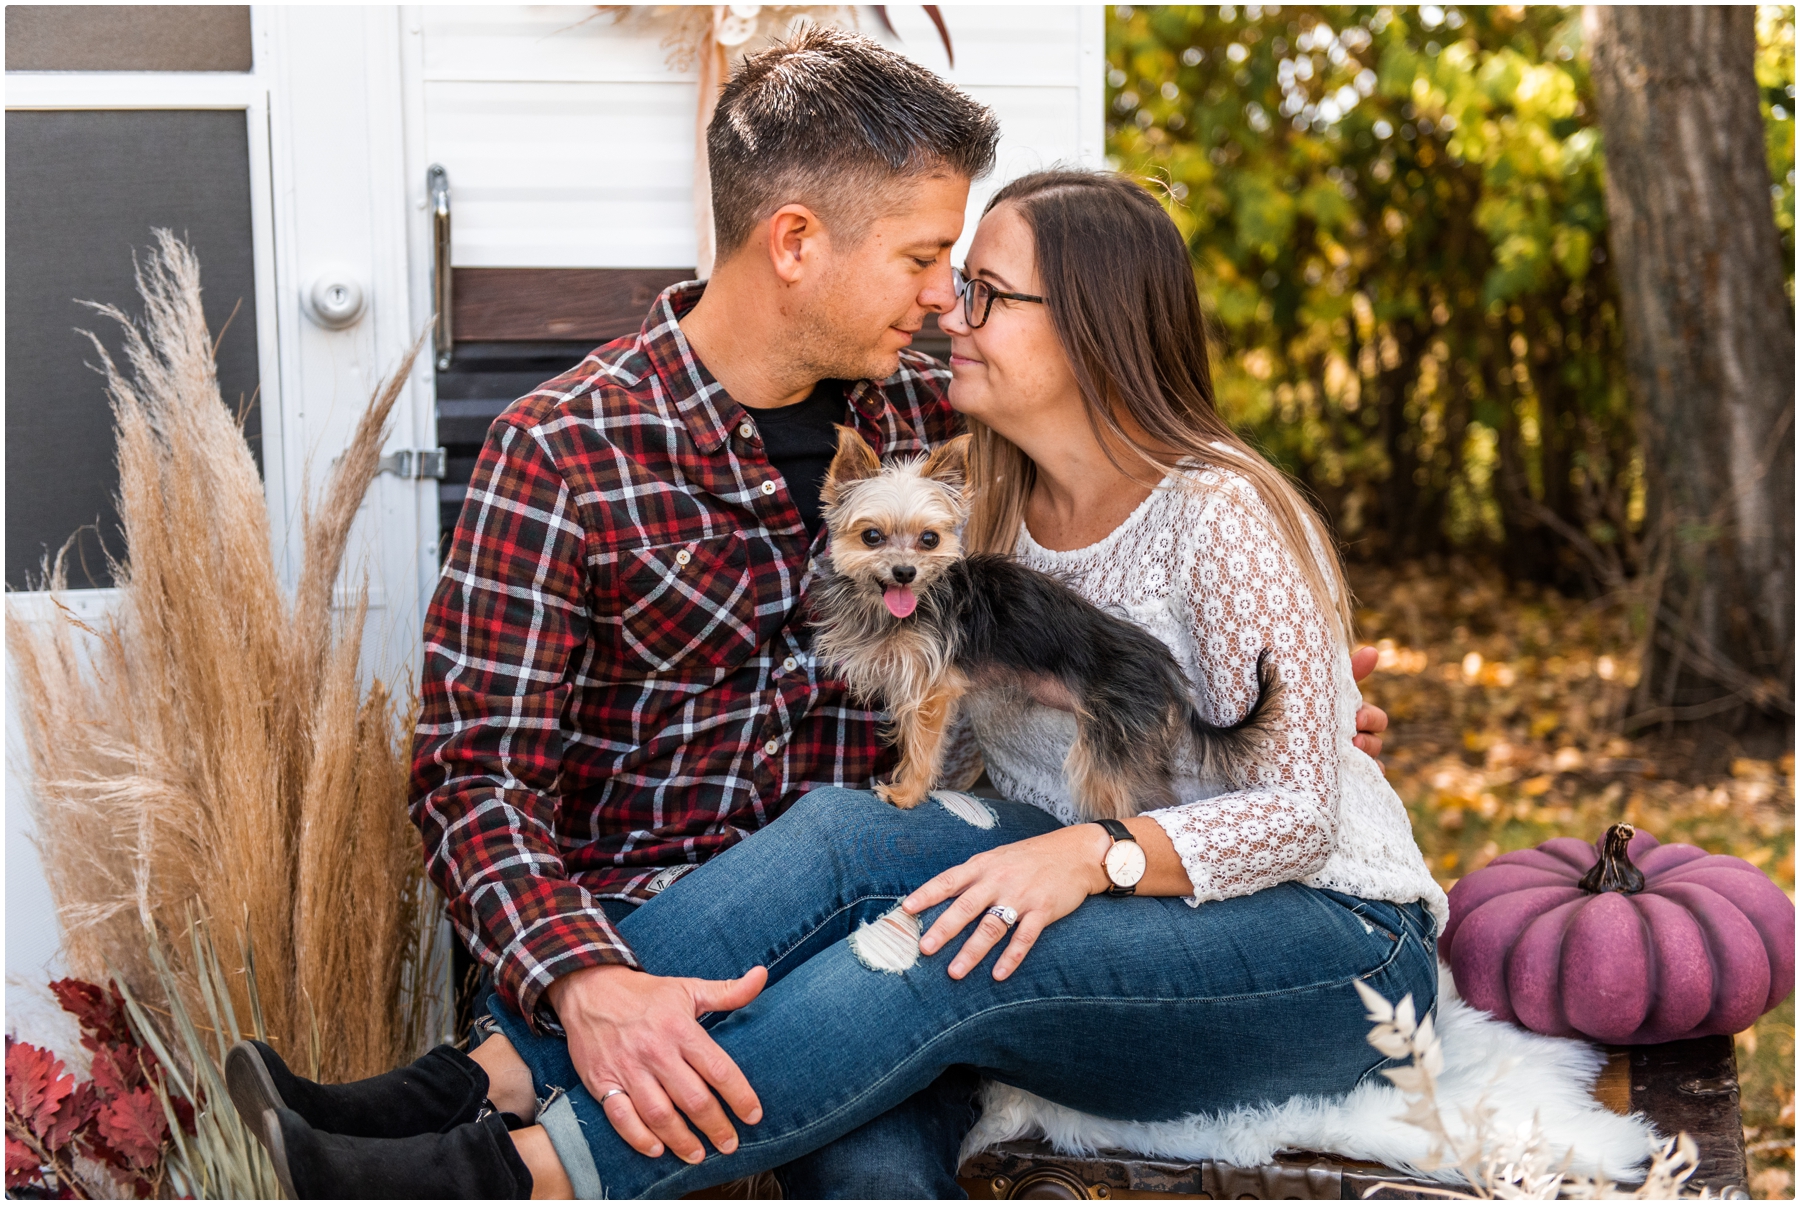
[4,978,194,1198]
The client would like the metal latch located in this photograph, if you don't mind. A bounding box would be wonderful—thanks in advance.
[378,448,447,480]
[429,164,453,371]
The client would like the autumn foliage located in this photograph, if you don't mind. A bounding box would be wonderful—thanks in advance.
[4,979,194,1198]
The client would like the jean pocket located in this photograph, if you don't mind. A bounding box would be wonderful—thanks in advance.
[1317,889,1404,945]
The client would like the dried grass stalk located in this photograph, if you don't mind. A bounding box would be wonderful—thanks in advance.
[1354,981,1709,1199]
[7,230,439,1083]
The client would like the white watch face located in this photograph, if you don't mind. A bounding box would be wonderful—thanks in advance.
[1105,839,1147,888]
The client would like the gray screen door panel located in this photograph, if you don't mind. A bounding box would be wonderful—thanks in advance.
[5,109,262,589]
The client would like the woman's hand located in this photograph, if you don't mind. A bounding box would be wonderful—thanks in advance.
[902,824,1113,980]
[1350,645,1388,760]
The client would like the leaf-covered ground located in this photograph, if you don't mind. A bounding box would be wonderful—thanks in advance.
[1351,559,1795,1198]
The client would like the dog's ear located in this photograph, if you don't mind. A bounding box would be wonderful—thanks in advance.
[823,424,881,505]
[919,433,971,492]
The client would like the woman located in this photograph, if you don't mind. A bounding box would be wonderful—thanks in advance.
[249,171,1447,1199]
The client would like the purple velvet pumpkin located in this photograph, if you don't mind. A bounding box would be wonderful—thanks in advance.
[1442,824,1795,1044]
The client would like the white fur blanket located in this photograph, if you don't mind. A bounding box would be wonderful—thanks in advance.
[959,963,1657,1183]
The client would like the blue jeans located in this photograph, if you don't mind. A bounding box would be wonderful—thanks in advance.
[489,788,1438,1199]
[517,902,979,1197]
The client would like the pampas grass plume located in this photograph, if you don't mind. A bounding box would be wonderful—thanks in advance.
[8,230,440,1085]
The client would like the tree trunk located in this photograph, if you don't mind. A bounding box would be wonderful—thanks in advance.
[1586,6,1795,727]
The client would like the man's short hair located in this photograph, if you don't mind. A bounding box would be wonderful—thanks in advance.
[708,26,1000,257]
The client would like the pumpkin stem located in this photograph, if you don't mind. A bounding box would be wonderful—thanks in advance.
[1577,823,1647,894]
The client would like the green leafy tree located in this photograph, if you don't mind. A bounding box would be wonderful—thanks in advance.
[1106,4,1792,590]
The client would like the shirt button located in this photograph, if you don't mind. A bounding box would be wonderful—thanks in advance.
[738,421,754,439]
[782,656,798,672]
[764,739,780,756]
[674,549,691,566]
[761,481,777,496]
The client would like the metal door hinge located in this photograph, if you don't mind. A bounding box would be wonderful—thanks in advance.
[379,448,447,480]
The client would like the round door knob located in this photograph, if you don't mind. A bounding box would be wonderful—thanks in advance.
[306,272,366,329]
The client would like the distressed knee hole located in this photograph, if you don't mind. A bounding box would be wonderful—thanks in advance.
[933,790,998,829]
[848,906,921,974]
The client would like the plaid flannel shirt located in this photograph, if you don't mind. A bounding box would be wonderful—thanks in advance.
[410,282,960,1028]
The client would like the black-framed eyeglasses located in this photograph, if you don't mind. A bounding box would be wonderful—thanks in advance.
[953,266,1045,329]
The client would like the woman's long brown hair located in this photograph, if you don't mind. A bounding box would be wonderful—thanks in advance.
[961,169,1356,641]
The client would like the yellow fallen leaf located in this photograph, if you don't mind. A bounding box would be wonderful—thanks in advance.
[1522,775,1553,797]
[1732,758,1775,782]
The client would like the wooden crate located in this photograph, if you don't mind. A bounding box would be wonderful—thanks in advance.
[954,1035,1749,1200]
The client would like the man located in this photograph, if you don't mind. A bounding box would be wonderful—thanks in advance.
[410,26,1388,1196]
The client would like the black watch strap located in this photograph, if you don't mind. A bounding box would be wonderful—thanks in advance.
[1097,818,1139,896]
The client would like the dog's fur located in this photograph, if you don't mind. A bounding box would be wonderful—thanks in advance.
[812,426,1278,816]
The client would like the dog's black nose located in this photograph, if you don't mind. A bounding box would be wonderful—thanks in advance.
[891,565,917,584]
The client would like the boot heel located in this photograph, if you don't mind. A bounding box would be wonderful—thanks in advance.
[226,1043,285,1151]
[262,1108,299,1200]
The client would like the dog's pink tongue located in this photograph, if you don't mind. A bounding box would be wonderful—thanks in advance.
[883,585,918,618]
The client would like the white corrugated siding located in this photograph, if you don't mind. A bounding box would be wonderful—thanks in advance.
[420,5,1105,268]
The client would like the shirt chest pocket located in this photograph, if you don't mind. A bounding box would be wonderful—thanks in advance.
[617,534,760,675]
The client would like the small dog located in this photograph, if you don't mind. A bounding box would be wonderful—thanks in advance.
[811,426,1277,818]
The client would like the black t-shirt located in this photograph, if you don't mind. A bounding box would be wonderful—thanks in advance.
[748,382,848,540]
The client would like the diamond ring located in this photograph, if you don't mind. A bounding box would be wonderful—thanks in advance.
[985,905,1019,927]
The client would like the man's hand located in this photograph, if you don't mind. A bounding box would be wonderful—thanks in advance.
[545,963,768,1163]
[1350,645,1389,760]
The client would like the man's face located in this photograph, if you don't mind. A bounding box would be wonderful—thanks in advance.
[793,173,969,383]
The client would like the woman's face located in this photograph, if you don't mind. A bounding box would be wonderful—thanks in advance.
[941,203,1083,438]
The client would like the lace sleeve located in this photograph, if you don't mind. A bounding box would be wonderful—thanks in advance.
[1144,475,1341,904]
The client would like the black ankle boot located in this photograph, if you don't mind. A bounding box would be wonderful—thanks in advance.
[226,1040,489,1140]
[264,1106,533,1200]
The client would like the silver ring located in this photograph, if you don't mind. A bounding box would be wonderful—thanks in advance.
[599,1088,627,1104]
[985,905,1019,927]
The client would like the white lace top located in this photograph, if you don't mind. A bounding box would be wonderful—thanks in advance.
[961,462,1449,931]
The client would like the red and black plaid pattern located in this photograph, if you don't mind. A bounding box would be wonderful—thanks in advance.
[411,282,959,1027]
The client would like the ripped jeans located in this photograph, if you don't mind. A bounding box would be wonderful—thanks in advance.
[486,787,1438,1199]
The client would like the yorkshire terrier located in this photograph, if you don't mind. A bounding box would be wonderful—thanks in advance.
[811,426,1278,818]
